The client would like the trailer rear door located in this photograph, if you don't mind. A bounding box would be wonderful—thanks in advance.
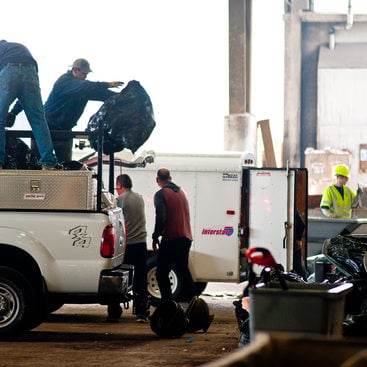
[242,168,299,270]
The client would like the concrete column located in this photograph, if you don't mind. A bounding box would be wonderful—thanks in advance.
[283,1,307,167]
[224,113,257,153]
[228,0,251,114]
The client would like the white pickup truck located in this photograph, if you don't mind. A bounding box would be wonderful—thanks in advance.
[0,130,133,339]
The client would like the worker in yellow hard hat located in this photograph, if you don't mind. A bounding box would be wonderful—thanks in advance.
[320,164,361,219]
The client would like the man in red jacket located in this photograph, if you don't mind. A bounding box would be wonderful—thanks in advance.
[152,168,196,302]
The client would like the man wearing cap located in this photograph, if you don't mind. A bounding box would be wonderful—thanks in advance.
[7,58,123,162]
[0,40,60,170]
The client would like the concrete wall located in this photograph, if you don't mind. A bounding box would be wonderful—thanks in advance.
[284,3,367,189]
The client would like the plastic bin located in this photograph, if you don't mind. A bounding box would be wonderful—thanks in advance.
[249,282,353,338]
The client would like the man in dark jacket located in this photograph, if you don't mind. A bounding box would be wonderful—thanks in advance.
[152,167,197,302]
[0,40,60,169]
[8,58,123,162]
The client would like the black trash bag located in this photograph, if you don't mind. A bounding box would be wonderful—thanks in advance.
[86,80,156,155]
[185,296,214,333]
[4,136,39,169]
[150,300,188,338]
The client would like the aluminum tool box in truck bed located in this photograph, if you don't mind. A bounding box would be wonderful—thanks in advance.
[0,169,96,210]
[0,130,133,339]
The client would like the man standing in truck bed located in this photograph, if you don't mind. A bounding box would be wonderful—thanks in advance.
[0,40,60,170]
[7,58,123,162]
[152,168,197,303]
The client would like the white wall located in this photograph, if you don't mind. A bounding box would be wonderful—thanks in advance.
[318,68,367,188]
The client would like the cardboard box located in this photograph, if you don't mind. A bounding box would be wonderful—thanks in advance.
[305,148,351,195]
[202,333,367,367]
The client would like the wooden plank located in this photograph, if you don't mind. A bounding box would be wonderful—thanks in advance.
[258,119,277,167]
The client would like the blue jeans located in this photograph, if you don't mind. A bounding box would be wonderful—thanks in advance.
[0,65,57,167]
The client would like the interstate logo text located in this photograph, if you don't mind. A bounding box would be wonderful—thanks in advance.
[202,226,234,236]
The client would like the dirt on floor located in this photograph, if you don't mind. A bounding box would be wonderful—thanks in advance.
[0,284,245,367]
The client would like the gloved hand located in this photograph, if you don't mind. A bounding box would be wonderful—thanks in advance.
[152,238,160,251]
[108,81,124,88]
[355,186,364,208]
[6,112,16,127]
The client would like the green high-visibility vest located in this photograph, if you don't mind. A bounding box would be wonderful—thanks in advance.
[320,185,356,219]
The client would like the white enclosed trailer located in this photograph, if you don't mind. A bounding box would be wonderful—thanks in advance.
[93,151,308,303]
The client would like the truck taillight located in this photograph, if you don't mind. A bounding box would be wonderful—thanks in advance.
[101,224,115,258]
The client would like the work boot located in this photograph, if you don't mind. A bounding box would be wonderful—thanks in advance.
[42,163,64,171]
[136,314,149,323]
[133,296,150,322]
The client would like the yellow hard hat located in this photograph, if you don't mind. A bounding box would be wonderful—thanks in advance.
[334,164,350,178]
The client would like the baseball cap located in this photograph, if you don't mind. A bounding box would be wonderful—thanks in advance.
[71,58,92,73]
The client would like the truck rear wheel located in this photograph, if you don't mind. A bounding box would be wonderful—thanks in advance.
[0,267,36,339]
[146,257,207,306]
[47,301,65,314]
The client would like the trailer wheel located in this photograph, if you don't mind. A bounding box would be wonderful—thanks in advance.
[146,257,208,306]
[0,267,36,339]
[146,257,181,306]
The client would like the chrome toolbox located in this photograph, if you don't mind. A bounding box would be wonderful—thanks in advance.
[0,170,96,210]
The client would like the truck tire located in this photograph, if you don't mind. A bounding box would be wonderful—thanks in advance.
[107,302,123,321]
[0,266,36,338]
[146,257,207,306]
[194,282,208,296]
[47,301,65,314]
